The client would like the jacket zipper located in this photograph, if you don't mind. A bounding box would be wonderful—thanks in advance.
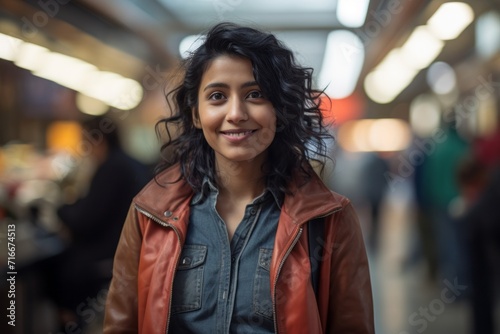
[272,207,343,333]
[135,205,182,334]
[272,226,303,334]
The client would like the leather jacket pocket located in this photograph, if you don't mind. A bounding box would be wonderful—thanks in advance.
[253,248,273,320]
[171,244,207,314]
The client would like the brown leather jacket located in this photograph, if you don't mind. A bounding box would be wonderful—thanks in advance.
[104,164,374,333]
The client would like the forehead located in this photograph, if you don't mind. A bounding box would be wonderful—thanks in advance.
[200,55,254,84]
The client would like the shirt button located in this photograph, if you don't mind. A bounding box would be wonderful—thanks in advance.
[182,257,192,265]
[231,256,236,262]
[250,208,257,215]
[163,211,173,217]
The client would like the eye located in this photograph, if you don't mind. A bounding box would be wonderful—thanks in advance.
[209,92,225,101]
[247,90,264,99]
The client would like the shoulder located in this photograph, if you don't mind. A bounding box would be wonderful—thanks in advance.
[133,164,195,216]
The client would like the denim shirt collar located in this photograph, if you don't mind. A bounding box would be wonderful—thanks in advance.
[191,177,283,209]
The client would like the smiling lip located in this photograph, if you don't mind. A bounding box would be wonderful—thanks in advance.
[220,129,256,142]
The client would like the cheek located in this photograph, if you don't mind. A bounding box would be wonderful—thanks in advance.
[254,117,277,149]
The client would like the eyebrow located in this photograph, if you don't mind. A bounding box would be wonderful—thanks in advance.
[202,81,259,92]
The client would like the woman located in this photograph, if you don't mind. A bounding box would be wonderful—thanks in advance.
[104,22,374,333]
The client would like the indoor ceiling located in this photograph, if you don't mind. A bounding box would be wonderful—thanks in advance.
[0,0,499,117]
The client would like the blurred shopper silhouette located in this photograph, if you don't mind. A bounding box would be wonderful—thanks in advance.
[458,126,500,334]
[46,115,150,330]
[362,152,390,254]
[419,125,469,283]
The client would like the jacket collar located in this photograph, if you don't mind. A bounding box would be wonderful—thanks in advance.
[281,167,343,225]
[134,163,343,226]
[133,164,194,224]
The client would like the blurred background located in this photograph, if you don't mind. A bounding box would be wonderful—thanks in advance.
[0,0,499,333]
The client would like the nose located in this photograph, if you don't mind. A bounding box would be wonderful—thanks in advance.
[225,97,248,123]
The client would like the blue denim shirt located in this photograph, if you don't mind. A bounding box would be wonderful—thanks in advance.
[168,179,282,333]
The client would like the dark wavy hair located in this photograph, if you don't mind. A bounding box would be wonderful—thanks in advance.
[155,22,333,196]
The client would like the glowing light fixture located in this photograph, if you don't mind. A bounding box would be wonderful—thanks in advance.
[364,49,418,104]
[179,35,205,58]
[427,2,474,40]
[0,32,144,111]
[318,30,365,99]
[76,93,109,116]
[476,11,500,58]
[0,33,23,61]
[338,118,411,152]
[409,94,441,138]
[336,0,371,28]
[14,43,48,71]
[426,62,457,95]
[400,26,444,70]
[33,53,97,91]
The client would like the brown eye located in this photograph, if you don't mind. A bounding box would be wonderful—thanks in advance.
[247,90,263,99]
[209,92,225,100]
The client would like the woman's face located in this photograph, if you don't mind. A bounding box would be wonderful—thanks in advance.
[193,55,276,166]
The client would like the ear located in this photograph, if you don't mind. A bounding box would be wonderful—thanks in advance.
[192,107,202,129]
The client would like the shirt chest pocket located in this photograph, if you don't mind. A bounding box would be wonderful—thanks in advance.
[171,244,207,314]
[253,247,273,320]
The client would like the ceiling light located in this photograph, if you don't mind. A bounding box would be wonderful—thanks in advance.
[337,0,371,28]
[400,26,444,70]
[409,94,441,137]
[426,62,457,95]
[76,93,109,116]
[0,33,23,61]
[367,118,411,152]
[179,34,205,58]
[476,11,500,58]
[338,118,411,152]
[427,2,474,40]
[0,32,143,111]
[318,30,365,99]
[14,42,49,71]
[33,53,97,91]
[364,49,418,104]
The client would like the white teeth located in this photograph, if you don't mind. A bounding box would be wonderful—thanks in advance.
[224,131,252,137]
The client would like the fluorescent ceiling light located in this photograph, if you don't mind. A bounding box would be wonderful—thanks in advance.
[400,26,444,70]
[410,94,441,138]
[76,93,109,116]
[338,118,411,152]
[318,30,364,99]
[0,33,23,61]
[364,49,418,104]
[179,35,205,58]
[476,11,500,58]
[80,71,143,110]
[426,61,457,95]
[427,2,474,40]
[33,53,97,91]
[14,42,49,71]
[337,0,370,28]
[368,118,411,152]
[0,31,144,111]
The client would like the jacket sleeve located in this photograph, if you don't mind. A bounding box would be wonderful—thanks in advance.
[103,204,142,333]
[326,201,375,333]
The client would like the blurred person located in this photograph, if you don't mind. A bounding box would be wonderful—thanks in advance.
[458,127,500,334]
[104,23,374,333]
[362,152,390,254]
[46,115,150,330]
[419,125,470,283]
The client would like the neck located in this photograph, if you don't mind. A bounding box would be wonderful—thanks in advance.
[215,158,266,202]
